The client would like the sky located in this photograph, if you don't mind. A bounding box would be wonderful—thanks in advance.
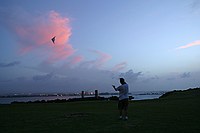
[0,0,200,94]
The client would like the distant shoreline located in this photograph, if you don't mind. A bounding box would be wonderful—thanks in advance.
[0,91,166,104]
[0,91,166,98]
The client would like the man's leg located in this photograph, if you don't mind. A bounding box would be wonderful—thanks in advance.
[124,99,129,120]
[124,109,128,120]
[118,101,123,119]
[119,109,123,119]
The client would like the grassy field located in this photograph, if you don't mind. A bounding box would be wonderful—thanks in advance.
[0,89,200,133]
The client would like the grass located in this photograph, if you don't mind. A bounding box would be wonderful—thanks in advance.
[0,89,200,133]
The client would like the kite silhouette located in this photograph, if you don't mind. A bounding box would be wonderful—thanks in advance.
[51,36,56,44]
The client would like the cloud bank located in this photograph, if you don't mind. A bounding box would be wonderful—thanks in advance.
[180,72,191,78]
[119,69,142,83]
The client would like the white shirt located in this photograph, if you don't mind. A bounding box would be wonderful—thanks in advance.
[116,83,129,100]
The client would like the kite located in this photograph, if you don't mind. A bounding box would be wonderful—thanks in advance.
[51,36,56,44]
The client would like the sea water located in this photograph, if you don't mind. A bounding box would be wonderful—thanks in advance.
[0,91,166,104]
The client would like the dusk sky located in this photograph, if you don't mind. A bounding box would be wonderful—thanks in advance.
[0,0,200,94]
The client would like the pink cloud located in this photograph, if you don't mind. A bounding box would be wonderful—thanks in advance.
[11,10,75,62]
[91,50,112,67]
[70,55,84,65]
[1,9,120,70]
[47,45,75,63]
[81,50,112,69]
[176,40,200,49]
[112,62,127,72]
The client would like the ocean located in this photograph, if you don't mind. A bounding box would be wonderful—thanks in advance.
[0,91,166,104]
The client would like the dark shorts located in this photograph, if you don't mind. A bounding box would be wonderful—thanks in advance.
[118,98,129,110]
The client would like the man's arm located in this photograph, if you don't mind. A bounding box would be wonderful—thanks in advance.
[112,85,117,91]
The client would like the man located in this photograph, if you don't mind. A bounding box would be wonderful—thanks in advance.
[112,78,129,120]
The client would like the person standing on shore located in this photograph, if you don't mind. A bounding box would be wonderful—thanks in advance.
[112,78,129,120]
